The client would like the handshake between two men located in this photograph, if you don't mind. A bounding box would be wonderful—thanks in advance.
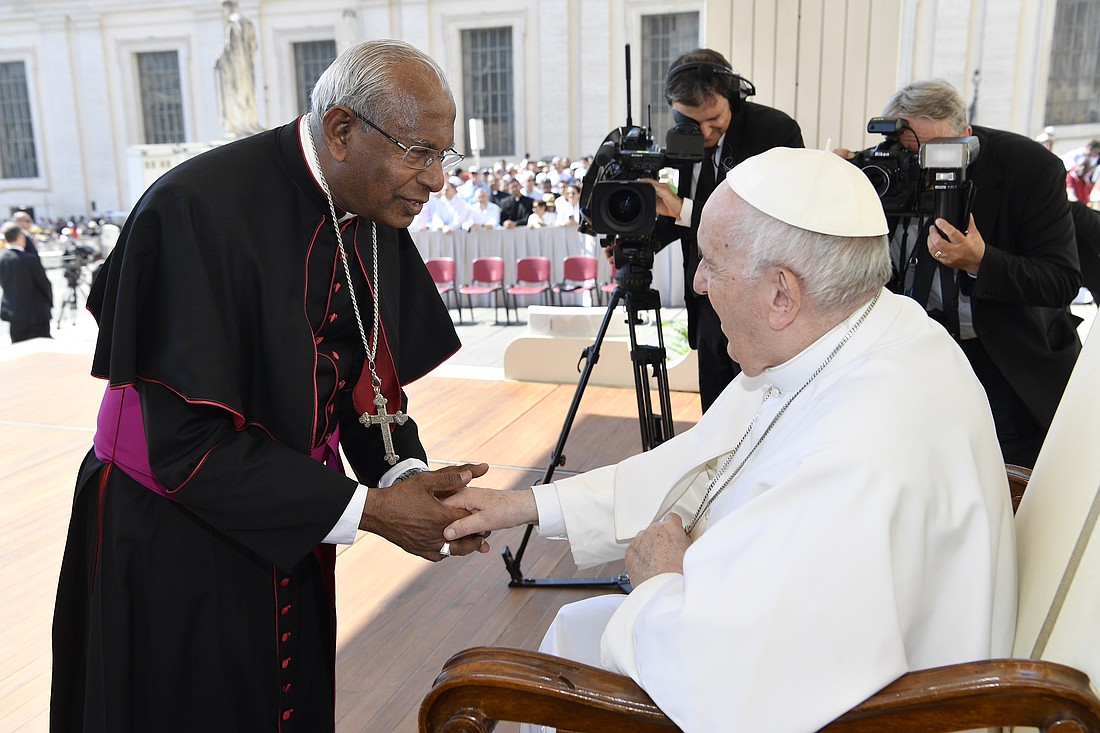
[391,463,688,589]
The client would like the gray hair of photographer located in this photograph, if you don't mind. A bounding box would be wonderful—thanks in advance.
[882,79,969,137]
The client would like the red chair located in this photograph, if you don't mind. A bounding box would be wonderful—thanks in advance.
[458,256,511,324]
[506,256,552,321]
[424,257,462,323]
[552,254,599,305]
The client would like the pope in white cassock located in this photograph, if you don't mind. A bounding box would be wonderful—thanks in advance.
[443,147,1017,732]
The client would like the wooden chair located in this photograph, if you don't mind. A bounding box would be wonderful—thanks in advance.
[552,254,599,306]
[424,256,462,324]
[506,256,552,321]
[420,328,1100,732]
[458,256,510,325]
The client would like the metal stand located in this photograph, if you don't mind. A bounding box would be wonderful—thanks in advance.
[56,270,87,328]
[501,281,675,593]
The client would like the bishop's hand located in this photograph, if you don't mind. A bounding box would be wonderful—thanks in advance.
[359,462,490,561]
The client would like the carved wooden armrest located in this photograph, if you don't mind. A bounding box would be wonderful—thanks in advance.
[421,649,1100,733]
[822,658,1100,732]
[419,646,678,732]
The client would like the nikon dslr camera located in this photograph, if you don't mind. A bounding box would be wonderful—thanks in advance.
[850,117,979,232]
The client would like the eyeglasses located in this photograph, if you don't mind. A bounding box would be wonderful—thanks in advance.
[352,110,465,172]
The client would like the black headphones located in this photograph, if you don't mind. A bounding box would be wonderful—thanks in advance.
[666,61,737,83]
[665,61,756,115]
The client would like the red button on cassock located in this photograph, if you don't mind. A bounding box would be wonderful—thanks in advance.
[281,657,291,669]
[281,604,292,616]
[282,709,294,720]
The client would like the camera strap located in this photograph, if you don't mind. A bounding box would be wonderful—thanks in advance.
[904,216,962,338]
[897,218,919,297]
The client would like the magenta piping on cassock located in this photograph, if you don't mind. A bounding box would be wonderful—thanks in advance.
[93,385,343,498]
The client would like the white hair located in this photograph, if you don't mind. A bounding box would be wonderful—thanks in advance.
[729,195,891,311]
[309,39,451,130]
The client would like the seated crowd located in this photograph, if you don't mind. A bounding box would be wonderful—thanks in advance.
[410,155,591,231]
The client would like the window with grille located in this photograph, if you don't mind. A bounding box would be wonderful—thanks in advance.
[138,51,185,144]
[641,12,700,142]
[461,27,514,157]
[1046,0,1100,124]
[294,40,337,116]
[0,61,38,179]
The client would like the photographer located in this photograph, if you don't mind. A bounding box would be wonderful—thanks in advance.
[647,49,804,411]
[838,80,1081,468]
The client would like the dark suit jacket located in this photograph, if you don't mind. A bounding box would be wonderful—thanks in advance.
[655,101,804,344]
[499,195,534,226]
[0,247,53,328]
[893,125,1081,432]
[1070,200,1100,296]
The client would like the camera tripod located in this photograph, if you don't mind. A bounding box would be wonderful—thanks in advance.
[501,265,675,593]
[56,265,89,328]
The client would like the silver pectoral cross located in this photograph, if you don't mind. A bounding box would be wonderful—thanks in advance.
[358,390,408,465]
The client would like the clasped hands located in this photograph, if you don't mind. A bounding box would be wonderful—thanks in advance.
[440,486,693,586]
[358,462,491,562]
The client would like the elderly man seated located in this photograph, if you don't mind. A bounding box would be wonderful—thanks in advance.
[442,147,1017,732]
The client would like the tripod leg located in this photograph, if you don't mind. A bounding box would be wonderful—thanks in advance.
[502,288,634,591]
[502,286,675,593]
[622,288,676,450]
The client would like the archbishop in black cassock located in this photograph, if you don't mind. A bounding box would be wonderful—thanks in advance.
[51,40,481,732]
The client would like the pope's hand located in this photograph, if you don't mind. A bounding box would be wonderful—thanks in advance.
[440,487,538,545]
[625,513,692,586]
[359,462,490,561]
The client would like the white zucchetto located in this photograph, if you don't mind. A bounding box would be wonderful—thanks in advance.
[725,147,889,237]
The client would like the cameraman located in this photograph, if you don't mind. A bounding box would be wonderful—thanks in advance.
[647,48,804,410]
[839,80,1081,468]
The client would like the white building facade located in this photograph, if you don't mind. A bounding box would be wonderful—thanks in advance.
[0,0,1096,222]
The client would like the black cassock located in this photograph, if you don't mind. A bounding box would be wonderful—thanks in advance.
[51,119,459,732]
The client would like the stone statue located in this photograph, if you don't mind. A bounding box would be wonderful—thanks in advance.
[215,1,263,138]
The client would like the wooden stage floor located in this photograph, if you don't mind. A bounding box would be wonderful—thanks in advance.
[0,349,701,732]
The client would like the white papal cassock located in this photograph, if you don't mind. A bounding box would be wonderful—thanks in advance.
[531,289,1017,733]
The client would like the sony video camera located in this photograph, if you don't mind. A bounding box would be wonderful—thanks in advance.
[850,117,980,232]
[577,119,703,290]
[579,119,704,239]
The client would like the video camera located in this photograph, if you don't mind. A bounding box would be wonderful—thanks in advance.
[60,242,98,286]
[579,121,704,240]
[577,45,706,290]
[849,117,980,232]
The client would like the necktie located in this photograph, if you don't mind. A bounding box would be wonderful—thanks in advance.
[694,146,719,204]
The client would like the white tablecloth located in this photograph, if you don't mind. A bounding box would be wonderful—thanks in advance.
[411,227,684,308]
